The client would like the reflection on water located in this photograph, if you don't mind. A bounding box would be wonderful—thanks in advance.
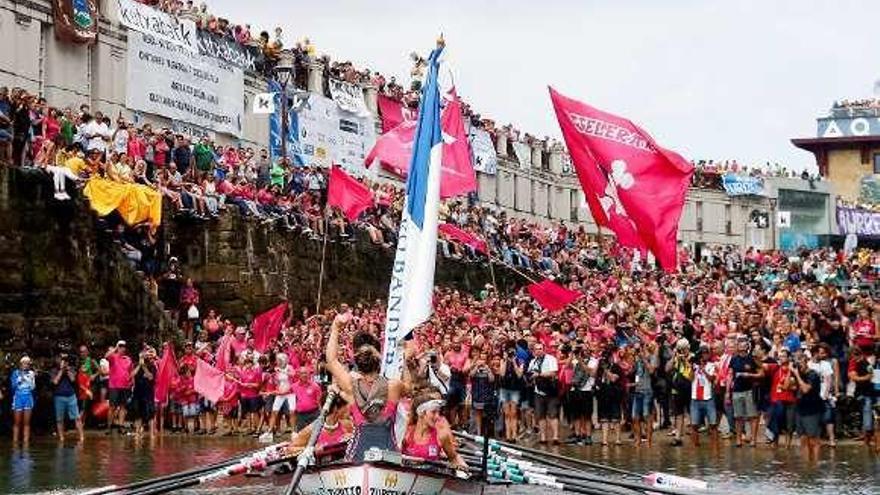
[0,436,878,495]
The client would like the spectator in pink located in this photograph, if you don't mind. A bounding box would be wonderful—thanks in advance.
[104,340,133,435]
[292,365,322,432]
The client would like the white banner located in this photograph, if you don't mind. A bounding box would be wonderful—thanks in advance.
[468,128,497,175]
[296,93,376,174]
[328,79,370,116]
[126,32,244,137]
[512,141,532,169]
[116,0,197,51]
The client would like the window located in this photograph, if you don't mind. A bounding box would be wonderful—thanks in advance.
[695,201,703,232]
[874,153,880,174]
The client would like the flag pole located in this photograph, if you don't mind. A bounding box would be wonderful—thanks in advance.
[486,255,498,293]
[315,212,330,315]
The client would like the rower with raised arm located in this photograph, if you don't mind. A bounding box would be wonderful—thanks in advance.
[325,312,407,461]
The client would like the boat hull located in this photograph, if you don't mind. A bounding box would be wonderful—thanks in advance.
[280,462,484,495]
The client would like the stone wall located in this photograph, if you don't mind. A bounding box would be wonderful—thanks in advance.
[163,211,521,323]
[0,167,174,358]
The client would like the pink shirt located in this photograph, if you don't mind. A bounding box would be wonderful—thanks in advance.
[108,353,133,389]
[237,366,263,399]
[292,380,322,413]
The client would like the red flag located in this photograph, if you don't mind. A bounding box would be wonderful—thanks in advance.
[377,94,415,133]
[252,302,288,353]
[365,88,476,199]
[154,343,179,406]
[194,358,225,404]
[549,88,693,271]
[438,223,487,254]
[215,334,233,372]
[527,279,582,312]
[327,166,375,221]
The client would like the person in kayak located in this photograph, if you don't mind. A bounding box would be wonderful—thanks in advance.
[288,388,353,462]
[401,393,467,469]
[325,312,408,461]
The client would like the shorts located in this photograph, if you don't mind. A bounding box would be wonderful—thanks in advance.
[520,387,534,410]
[499,388,521,404]
[447,381,466,407]
[631,391,653,419]
[272,394,296,413]
[296,409,319,430]
[534,394,559,420]
[797,413,821,438]
[109,388,131,407]
[182,402,201,417]
[821,401,836,426]
[13,392,34,412]
[566,390,593,421]
[671,392,690,417]
[200,398,215,413]
[54,395,81,422]
[597,392,621,422]
[240,396,262,414]
[732,390,757,419]
[131,398,156,421]
[690,399,717,426]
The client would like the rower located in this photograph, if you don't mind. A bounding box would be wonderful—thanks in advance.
[402,393,467,470]
[325,312,407,461]
[288,389,352,463]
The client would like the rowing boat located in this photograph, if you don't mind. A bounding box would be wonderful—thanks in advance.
[275,449,486,495]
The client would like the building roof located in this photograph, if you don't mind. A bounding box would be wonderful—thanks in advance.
[791,135,880,176]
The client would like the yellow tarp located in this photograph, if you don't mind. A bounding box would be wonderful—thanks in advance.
[83,177,163,228]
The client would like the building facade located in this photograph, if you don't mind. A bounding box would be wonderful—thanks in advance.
[2,0,777,250]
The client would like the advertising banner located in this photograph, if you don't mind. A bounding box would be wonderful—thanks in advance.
[116,0,197,51]
[197,30,261,71]
[328,78,370,116]
[817,116,880,138]
[468,127,497,175]
[722,174,765,196]
[126,32,244,137]
[296,93,377,174]
[837,206,880,236]
[512,141,532,169]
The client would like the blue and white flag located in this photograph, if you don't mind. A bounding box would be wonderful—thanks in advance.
[382,46,444,379]
[267,80,302,165]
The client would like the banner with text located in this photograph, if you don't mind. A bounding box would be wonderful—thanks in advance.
[197,30,261,71]
[468,127,497,175]
[296,93,376,175]
[837,206,880,236]
[126,32,244,137]
[116,0,196,51]
[722,174,765,196]
[328,79,370,116]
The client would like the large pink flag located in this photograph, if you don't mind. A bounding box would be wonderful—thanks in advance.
[252,302,288,353]
[194,358,225,404]
[549,87,693,271]
[215,334,233,372]
[438,223,488,254]
[365,88,476,199]
[377,94,415,133]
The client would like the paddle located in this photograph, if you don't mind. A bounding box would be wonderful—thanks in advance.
[455,430,639,477]
[460,446,703,495]
[127,443,292,495]
[80,442,290,495]
[281,388,339,495]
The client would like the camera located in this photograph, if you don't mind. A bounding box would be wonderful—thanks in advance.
[428,351,438,364]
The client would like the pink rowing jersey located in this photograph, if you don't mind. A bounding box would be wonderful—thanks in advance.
[402,426,442,461]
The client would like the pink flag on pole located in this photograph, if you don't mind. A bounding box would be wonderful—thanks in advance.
[252,302,288,353]
[194,358,225,404]
[438,223,488,254]
[549,87,693,271]
[527,279,582,312]
[377,94,415,133]
[327,166,375,221]
[365,88,476,199]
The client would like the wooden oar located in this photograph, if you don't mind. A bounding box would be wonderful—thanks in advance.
[127,443,292,495]
[281,389,339,495]
[80,442,290,495]
[455,431,639,477]
[461,447,704,495]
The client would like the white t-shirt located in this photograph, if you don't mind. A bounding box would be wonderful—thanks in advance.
[576,357,599,392]
[808,360,834,400]
[528,353,558,396]
[83,121,109,152]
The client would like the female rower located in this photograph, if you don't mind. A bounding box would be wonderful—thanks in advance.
[289,389,353,462]
[401,393,467,470]
[325,312,408,460]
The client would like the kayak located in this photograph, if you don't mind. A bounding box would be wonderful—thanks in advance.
[274,449,485,495]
